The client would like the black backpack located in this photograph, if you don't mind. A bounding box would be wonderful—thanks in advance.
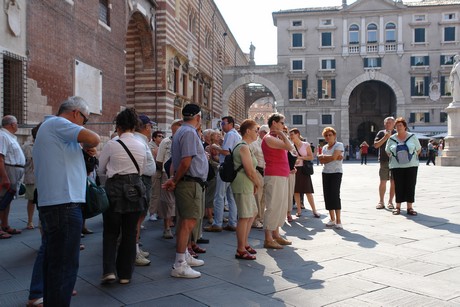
[218,143,243,182]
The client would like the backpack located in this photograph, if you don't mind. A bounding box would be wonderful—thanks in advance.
[218,143,243,182]
[390,134,415,164]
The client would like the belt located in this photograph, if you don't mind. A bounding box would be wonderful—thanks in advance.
[256,166,264,176]
[5,163,24,168]
[142,175,152,179]
[181,175,207,189]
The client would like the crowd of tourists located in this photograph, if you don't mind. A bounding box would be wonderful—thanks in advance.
[0,97,423,306]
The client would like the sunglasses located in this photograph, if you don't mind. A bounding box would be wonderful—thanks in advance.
[78,111,89,125]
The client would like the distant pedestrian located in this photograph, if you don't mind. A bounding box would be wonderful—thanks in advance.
[426,139,436,165]
[360,141,369,165]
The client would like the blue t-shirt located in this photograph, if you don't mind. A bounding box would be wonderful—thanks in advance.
[219,128,241,164]
[33,116,85,206]
[171,123,208,180]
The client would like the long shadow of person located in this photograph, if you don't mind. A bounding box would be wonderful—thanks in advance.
[404,212,460,235]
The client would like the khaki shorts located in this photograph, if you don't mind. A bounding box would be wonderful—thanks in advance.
[174,180,203,220]
[234,193,257,219]
[379,162,392,181]
[25,184,36,201]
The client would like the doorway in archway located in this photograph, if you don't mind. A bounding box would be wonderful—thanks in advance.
[349,80,396,156]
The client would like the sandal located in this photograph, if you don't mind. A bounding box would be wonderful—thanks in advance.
[387,203,395,210]
[295,212,302,217]
[392,208,401,215]
[235,250,256,260]
[2,226,21,235]
[192,245,206,253]
[407,208,418,216]
[376,202,385,209]
[187,247,198,258]
[287,215,293,222]
[27,297,43,307]
[245,245,257,254]
[0,230,12,239]
[313,211,321,218]
[27,222,35,230]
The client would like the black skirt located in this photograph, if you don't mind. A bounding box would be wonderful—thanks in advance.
[294,166,314,194]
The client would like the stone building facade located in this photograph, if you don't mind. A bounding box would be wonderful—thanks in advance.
[2,0,247,141]
[273,0,460,148]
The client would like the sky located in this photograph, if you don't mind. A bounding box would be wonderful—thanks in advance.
[214,0,420,65]
[213,0,357,65]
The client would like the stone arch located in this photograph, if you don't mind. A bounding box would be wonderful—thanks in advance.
[125,11,155,110]
[340,71,404,144]
[222,75,283,116]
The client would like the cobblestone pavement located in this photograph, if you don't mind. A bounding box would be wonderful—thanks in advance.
[1,161,459,306]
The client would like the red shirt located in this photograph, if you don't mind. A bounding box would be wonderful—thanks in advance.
[261,134,290,177]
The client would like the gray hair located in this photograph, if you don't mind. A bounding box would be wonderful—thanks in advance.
[384,116,395,124]
[57,96,89,116]
[1,115,17,127]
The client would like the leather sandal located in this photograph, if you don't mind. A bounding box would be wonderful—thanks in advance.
[0,230,12,239]
[2,226,21,235]
[192,244,206,253]
[235,250,256,260]
[392,208,401,215]
[245,245,257,254]
[407,208,418,216]
[376,202,385,209]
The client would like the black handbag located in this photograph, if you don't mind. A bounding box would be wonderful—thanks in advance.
[83,177,109,219]
[117,139,145,202]
[294,144,314,175]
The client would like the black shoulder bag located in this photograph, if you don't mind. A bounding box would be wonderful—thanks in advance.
[294,144,314,175]
[117,139,146,202]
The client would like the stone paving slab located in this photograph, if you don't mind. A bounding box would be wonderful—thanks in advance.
[0,162,459,306]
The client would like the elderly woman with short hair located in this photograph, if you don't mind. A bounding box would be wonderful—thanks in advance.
[318,127,344,229]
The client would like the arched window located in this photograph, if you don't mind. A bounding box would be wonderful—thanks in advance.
[385,23,396,42]
[349,24,359,44]
[367,23,378,43]
[188,11,196,34]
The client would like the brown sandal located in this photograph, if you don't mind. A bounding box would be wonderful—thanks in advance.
[392,208,401,215]
[407,208,417,216]
[235,250,256,260]
[245,245,257,254]
[192,245,206,253]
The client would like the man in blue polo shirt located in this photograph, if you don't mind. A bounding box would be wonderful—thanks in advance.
[33,96,100,306]
[163,103,208,278]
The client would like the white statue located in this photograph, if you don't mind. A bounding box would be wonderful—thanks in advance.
[450,54,460,102]
[187,41,195,67]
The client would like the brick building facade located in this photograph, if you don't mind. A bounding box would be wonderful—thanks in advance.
[19,0,248,140]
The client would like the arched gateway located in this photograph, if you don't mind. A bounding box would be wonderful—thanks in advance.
[341,71,402,150]
[222,65,285,116]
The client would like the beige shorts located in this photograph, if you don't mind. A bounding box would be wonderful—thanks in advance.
[174,180,203,220]
[25,184,36,201]
[379,162,392,181]
[234,193,257,219]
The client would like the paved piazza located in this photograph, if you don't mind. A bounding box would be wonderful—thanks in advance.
[1,161,459,306]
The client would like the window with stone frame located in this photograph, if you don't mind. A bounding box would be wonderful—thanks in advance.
[288,79,307,100]
[321,114,332,125]
[367,23,378,43]
[349,24,359,44]
[317,79,335,99]
[99,0,110,26]
[321,32,332,47]
[444,27,456,42]
[292,114,303,125]
[385,23,396,42]
[410,76,429,96]
[1,52,26,123]
[414,28,426,43]
[292,33,303,48]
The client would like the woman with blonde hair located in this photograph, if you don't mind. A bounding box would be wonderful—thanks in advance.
[318,127,344,229]
[289,128,319,218]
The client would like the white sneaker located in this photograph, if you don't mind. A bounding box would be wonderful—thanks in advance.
[334,223,343,229]
[171,261,201,278]
[185,251,204,267]
[163,228,173,239]
[135,252,151,266]
[325,220,336,227]
[149,213,158,221]
[139,248,149,258]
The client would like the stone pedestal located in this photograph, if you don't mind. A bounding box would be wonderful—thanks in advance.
[438,101,460,166]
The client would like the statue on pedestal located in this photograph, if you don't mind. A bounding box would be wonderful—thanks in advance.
[450,55,460,103]
[249,42,255,66]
